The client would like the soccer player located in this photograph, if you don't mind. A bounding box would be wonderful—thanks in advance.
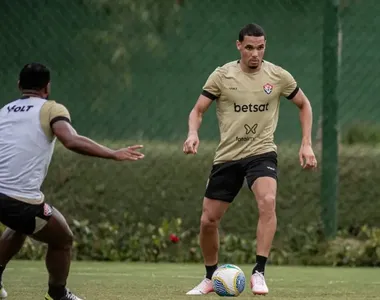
[183,23,317,296]
[0,63,145,300]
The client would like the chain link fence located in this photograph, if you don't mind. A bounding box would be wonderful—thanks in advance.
[1,0,380,261]
[1,0,379,141]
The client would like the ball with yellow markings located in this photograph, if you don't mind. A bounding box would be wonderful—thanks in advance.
[211,264,246,297]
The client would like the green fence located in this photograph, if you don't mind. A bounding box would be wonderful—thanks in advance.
[1,0,380,264]
[1,0,380,142]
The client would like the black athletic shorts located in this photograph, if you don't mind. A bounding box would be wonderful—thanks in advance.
[205,151,278,203]
[0,193,53,235]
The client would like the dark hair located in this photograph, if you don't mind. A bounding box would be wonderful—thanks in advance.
[19,63,50,90]
[238,23,266,42]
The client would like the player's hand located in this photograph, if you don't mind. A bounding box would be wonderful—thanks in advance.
[183,133,199,154]
[112,145,144,161]
[299,144,317,169]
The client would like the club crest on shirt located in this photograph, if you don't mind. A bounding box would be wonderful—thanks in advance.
[263,83,273,95]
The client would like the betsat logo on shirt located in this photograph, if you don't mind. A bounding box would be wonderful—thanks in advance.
[234,102,269,113]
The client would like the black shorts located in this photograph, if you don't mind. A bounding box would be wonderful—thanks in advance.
[0,193,53,235]
[205,151,278,203]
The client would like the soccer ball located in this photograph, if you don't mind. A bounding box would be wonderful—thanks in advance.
[211,264,246,297]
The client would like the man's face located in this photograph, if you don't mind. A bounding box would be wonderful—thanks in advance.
[236,35,266,69]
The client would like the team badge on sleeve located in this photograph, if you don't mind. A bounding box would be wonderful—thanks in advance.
[263,83,273,95]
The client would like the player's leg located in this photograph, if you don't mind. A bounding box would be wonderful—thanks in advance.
[250,176,277,294]
[0,194,30,299]
[245,151,278,295]
[0,228,27,267]
[252,176,277,272]
[186,161,245,295]
[0,228,27,299]
[0,195,81,300]
[30,206,82,300]
[200,197,229,277]
[186,197,229,296]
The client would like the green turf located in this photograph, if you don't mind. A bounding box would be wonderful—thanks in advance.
[3,261,380,299]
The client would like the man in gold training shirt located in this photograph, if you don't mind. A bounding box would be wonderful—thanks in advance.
[183,23,317,296]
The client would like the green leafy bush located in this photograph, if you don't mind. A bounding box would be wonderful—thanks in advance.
[342,122,380,145]
[3,217,379,266]
[3,140,380,265]
[40,142,380,239]
[324,225,380,266]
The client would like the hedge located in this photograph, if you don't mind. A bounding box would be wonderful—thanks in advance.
[42,141,380,237]
[5,141,380,265]
[6,218,380,266]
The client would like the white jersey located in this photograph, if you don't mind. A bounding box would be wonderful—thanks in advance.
[0,96,71,204]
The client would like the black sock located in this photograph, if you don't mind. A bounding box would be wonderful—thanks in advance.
[0,265,5,283]
[253,255,267,275]
[48,284,66,299]
[205,264,218,280]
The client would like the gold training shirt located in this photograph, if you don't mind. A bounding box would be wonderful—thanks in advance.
[202,60,298,164]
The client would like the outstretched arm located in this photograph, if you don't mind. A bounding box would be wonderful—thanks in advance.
[44,102,144,161]
[52,121,115,159]
[52,121,144,161]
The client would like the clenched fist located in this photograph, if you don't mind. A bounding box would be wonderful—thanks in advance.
[299,144,317,169]
[183,133,199,154]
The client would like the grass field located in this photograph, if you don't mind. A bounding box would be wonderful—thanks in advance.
[3,261,380,299]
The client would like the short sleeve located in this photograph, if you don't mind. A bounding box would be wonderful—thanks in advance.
[49,103,71,126]
[201,68,222,100]
[40,101,71,141]
[280,68,299,100]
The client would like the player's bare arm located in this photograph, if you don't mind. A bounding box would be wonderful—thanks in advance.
[52,121,144,161]
[290,89,317,169]
[183,95,213,154]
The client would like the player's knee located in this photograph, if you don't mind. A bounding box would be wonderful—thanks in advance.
[200,213,220,231]
[65,228,74,246]
[257,193,276,216]
[61,227,74,248]
[51,209,74,248]
[50,227,73,250]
